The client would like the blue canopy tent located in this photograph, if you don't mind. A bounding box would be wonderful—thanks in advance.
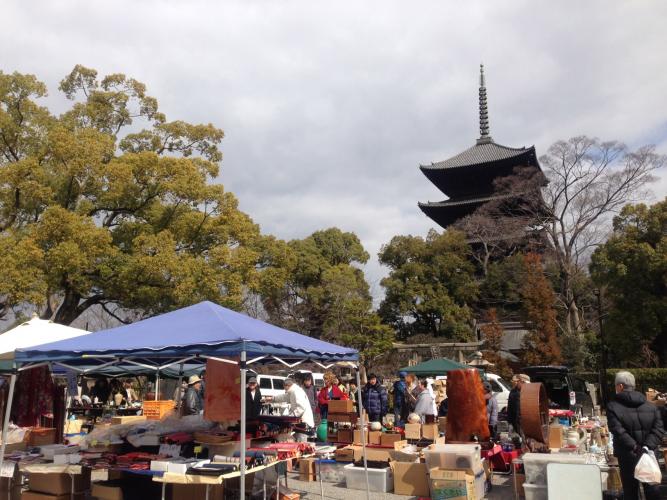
[6,301,367,499]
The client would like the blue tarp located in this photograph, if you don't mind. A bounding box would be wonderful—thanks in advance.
[15,301,358,365]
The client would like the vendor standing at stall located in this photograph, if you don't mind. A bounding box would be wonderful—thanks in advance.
[317,371,347,420]
[300,374,318,418]
[414,379,435,423]
[246,376,263,419]
[266,378,314,441]
[183,375,203,415]
[484,381,498,438]
[607,371,664,500]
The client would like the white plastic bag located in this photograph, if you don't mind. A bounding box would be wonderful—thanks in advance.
[634,447,661,484]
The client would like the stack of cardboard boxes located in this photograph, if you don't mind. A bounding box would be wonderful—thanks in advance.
[22,470,90,500]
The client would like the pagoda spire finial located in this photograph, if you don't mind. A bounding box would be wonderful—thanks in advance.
[478,64,492,143]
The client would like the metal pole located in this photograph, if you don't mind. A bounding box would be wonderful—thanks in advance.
[0,369,17,473]
[355,367,370,500]
[240,350,247,499]
[155,370,160,401]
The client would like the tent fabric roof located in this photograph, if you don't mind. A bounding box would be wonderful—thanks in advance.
[400,357,473,376]
[0,316,89,360]
[15,301,358,364]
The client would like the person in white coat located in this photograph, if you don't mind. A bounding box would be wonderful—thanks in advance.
[267,378,314,441]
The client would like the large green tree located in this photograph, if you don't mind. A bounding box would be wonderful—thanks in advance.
[261,227,393,365]
[378,229,478,341]
[0,66,279,324]
[590,199,667,366]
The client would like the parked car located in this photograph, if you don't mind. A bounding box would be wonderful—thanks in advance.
[523,366,593,413]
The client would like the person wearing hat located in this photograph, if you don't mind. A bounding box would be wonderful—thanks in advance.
[607,371,663,500]
[265,378,314,441]
[245,377,263,420]
[483,381,498,438]
[507,374,530,435]
[392,371,408,427]
[183,375,204,415]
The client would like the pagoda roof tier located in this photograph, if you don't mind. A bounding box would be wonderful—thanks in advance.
[420,142,540,199]
[421,140,535,171]
[418,193,511,228]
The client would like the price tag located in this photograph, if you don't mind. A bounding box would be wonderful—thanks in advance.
[0,461,16,478]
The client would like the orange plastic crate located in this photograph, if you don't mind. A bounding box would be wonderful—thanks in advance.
[143,400,175,420]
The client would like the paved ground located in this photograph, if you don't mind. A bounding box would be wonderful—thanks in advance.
[281,471,515,499]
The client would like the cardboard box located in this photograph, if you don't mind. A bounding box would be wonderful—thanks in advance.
[438,417,447,433]
[337,428,353,443]
[380,432,403,447]
[422,423,439,441]
[170,484,224,500]
[368,431,382,445]
[110,415,146,426]
[328,399,354,413]
[514,472,526,499]
[548,424,564,449]
[91,482,123,500]
[364,446,392,462]
[405,423,421,440]
[21,493,84,500]
[298,458,316,481]
[274,487,300,500]
[335,446,359,462]
[429,468,477,500]
[27,428,57,447]
[328,413,356,423]
[391,461,430,496]
[353,429,368,445]
[28,470,91,496]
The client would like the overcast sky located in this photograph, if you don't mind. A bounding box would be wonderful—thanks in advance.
[3,1,667,298]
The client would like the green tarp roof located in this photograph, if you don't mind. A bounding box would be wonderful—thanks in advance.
[400,357,475,376]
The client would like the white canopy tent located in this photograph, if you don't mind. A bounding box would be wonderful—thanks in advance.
[0,314,89,361]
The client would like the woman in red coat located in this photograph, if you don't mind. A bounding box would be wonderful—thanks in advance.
[318,371,348,419]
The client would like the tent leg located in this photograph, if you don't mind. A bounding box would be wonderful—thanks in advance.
[0,371,17,473]
[155,370,160,401]
[240,350,247,499]
[356,367,370,500]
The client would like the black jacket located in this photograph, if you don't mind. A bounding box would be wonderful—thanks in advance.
[507,387,520,430]
[246,388,263,419]
[183,387,203,415]
[607,390,664,456]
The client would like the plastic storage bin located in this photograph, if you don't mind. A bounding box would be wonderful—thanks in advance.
[343,464,393,492]
[523,483,548,500]
[316,460,346,483]
[522,453,587,485]
[424,443,482,472]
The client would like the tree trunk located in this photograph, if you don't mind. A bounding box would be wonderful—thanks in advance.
[53,289,83,325]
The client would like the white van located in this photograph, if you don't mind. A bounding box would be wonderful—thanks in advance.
[486,373,512,412]
[425,373,511,412]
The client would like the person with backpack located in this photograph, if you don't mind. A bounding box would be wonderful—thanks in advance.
[361,373,388,423]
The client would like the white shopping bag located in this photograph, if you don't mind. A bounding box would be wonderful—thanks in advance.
[634,447,661,484]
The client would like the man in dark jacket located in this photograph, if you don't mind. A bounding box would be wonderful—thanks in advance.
[393,372,407,427]
[607,371,664,500]
[507,374,529,434]
[246,377,263,419]
[183,375,203,415]
[362,374,388,423]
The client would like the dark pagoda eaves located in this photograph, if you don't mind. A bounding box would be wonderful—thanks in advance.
[418,192,514,209]
[420,140,538,172]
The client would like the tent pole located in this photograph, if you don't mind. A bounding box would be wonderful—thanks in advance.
[0,366,17,473]
[355,367,370,500]
[240,350,247,499]
[155,370,160,401]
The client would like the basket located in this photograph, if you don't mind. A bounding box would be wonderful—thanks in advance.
[142,400,175,420]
